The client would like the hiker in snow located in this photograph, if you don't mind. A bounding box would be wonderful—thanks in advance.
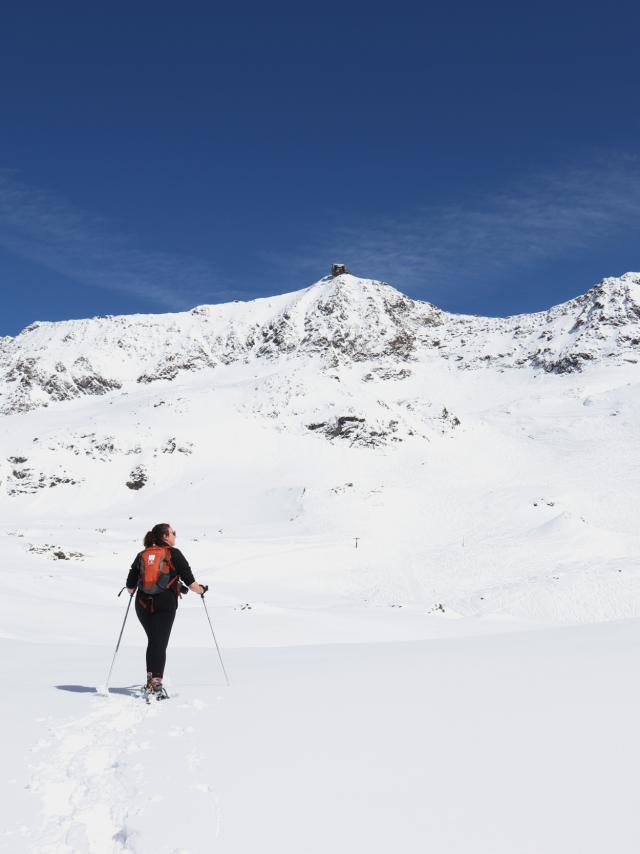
[126,522,207,697]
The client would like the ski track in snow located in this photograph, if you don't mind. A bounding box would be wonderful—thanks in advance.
[25,693,218,854]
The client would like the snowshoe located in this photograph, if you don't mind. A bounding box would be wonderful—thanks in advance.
[138,680,170,702]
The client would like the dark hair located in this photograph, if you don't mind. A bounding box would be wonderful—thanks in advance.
[144,523,171,548]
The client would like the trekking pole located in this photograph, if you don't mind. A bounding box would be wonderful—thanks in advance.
[201,596,231,687]
[105,588,134,692]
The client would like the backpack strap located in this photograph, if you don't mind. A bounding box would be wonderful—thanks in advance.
[164,548,183,598]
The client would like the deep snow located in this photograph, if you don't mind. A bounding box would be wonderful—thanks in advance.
[3,619,640,853]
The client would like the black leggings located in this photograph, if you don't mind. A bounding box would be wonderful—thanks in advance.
[135,591,177,678]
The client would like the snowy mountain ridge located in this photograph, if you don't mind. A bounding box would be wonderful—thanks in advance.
[1,268,640,633]
[2,271,639,415]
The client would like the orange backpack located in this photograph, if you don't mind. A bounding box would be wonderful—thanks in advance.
[138,547,179,596]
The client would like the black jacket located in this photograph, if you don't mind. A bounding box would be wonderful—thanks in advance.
[126,546,196,591]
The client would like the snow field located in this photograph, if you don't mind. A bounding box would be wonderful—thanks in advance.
[3,617,640,853]
[3,360,639,628]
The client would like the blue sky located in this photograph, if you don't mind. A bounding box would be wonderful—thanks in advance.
[2,1,639,335]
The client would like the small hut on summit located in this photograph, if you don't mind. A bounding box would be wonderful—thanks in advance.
[331,263,349,277]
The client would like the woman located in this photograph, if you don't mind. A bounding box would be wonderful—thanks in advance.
[126,522,207,698]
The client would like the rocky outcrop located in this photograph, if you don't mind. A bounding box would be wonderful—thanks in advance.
[126,465,148,490]
[307,415,402,447]
[3,355,121,413]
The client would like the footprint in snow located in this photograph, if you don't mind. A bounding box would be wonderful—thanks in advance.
[179,698,208,711]
[191,782,222,839]
[27,696,149,852]
[168,725,195,737]
[185,750,203,770]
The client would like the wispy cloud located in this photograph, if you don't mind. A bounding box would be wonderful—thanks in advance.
[268,152,640,299]
[4,154,639,315]
[0,171,231,309]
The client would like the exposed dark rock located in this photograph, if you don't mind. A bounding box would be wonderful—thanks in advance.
[386,332,416,359]
[363,367,412,382]
[6,464,80,495]
[28,543,84,560]
[332,416,365,435]
[307,415,401,447]
[137,366,180,384]
[441,407,461,428]
[73,373,121,394]
[48,476,77,487]
[159,437,192,455]
[126,465,148,490]
[137,348,216,384]
[532,352,595,374]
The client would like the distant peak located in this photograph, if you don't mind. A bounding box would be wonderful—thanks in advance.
[592,272,640,293]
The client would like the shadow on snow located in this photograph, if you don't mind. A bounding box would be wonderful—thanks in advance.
[55,684,141,696]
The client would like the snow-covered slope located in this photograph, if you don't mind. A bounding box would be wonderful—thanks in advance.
[1,270,639,628]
